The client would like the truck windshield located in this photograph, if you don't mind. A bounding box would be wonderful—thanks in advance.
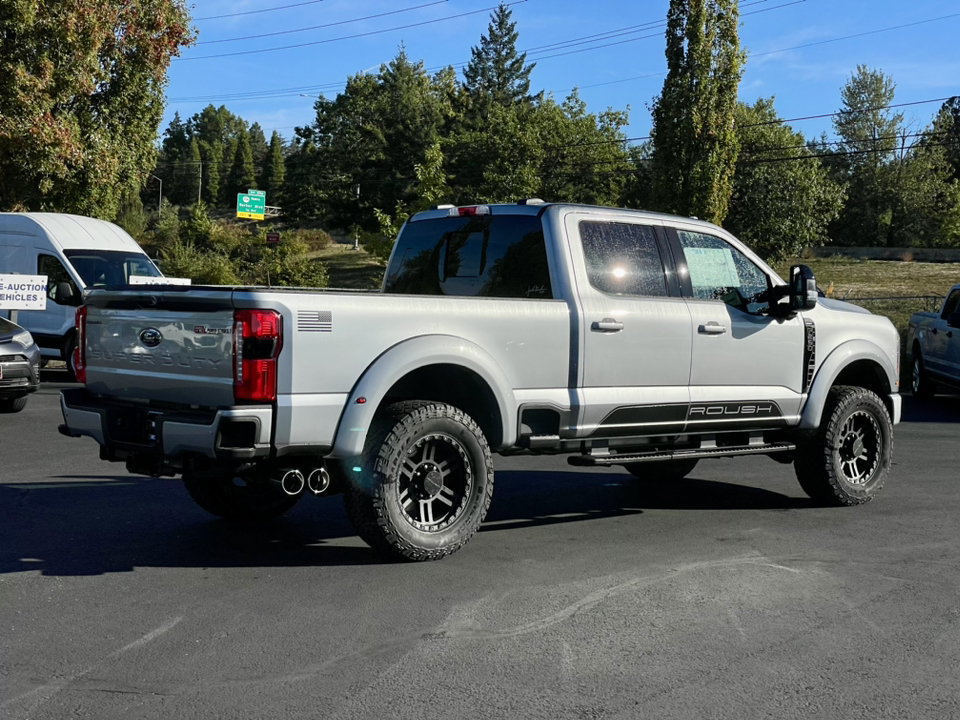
[63,250,162,287]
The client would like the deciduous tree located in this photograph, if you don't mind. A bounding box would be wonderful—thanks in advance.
[725,98,844,261]
[649,0,744,223]
[0,0,193,216]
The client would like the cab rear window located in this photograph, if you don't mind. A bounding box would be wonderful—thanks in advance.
[384,215,552,299]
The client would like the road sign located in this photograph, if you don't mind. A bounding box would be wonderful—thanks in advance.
[248,189,266,197]
[0,274,48,310]
[237,193,265,220]
[266,232,280,244]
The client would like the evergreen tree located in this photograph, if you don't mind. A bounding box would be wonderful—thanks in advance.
[462,3,536,123]
[225,128,256,201]
[935,97,960,181]
[260,131,286,203]
[185,136,202,206]
[649,0,745,224]
[824,66,903,246]
[199,140,221,206]
[249,122,269,179]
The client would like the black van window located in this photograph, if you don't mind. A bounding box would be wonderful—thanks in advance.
[385,214,552,299]
[37,254,78,302]
[579,221,667,297]
[63,250,161,286]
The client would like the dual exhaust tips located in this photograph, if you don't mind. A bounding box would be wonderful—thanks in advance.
[275,466,332,496]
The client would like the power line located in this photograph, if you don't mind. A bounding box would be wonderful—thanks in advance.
[194,0,325,21]
[168,2,797,102]
[197,1,449,45]
[177,1,529,61]
[751,11,960,59]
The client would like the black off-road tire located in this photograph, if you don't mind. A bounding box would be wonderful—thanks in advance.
[0,396,28,413]
[343,401,494,562]
[182,473,301,522]
[624,458,699,481]
[794,386,893,506]
[911,351,935,399]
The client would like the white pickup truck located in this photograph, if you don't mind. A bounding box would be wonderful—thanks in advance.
[59,201,902,561]
[907,284,960,397]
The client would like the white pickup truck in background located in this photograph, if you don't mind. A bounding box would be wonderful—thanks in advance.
[59,201,902,561]
[907,284,960,397]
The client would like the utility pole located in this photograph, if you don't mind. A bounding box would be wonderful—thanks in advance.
[198,162,202,205]
[150,174,162,213]
[354,183,360,250]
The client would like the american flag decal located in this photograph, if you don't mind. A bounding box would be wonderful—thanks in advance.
[298,310,333,332]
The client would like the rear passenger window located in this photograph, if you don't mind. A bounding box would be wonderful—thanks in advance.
[579,221,667,297]
[941,290,960,319]
[385,215,552,299]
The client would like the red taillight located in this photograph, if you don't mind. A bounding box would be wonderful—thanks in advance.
[233,309,282,402]
[74,305,87,384]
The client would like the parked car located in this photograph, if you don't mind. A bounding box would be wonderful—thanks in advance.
[0,316,40,412]
[907,284,960,396]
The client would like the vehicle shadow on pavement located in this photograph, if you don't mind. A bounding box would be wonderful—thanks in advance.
[482,470,811,534]
[0,476,375,576]
[901,393,960,423]
[0,468,810,576]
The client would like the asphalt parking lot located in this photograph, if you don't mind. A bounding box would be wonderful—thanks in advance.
[2,376,959,720]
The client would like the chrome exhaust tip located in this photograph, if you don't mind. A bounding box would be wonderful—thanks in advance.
[307,466,331,495]
[279,469,306,496]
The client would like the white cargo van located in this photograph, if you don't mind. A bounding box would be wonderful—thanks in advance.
[0,213,163,377]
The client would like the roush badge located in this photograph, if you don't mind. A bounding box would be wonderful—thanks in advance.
[138,328,163,348]
[194,326,231,335]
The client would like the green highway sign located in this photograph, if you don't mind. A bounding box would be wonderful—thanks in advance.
[237,192,265,220]
[247,189,266,197]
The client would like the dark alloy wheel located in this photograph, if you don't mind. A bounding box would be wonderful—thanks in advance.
[911,351,935,398]
[624,458,699,481]
[344,401,494,562]
[794,386,892,506]
[183,473,301,523]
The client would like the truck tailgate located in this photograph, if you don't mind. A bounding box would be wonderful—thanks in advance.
[83,289,236,407]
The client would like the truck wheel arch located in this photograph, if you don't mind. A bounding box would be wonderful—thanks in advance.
[799,339,898,431]
[329,335,517,458]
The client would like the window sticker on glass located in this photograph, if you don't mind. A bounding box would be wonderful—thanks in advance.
[685,247,740,288]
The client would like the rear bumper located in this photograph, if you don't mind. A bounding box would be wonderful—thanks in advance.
[59,388,273,462]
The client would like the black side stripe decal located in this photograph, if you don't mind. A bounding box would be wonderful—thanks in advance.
[803,318,816,393]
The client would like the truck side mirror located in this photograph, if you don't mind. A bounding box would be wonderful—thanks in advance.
[789,265,818,311]
[52,281,80,306]
[947,312,960,330]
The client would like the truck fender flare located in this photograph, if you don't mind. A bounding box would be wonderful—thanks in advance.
[799,338,898,430]
[330,334,517,458]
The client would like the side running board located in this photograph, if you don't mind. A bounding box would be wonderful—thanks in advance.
[567,441,796,467]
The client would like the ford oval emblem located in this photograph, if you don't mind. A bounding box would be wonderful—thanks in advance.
[139,328,163,348]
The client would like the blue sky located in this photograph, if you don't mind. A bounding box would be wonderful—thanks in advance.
[164,0,960,145]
